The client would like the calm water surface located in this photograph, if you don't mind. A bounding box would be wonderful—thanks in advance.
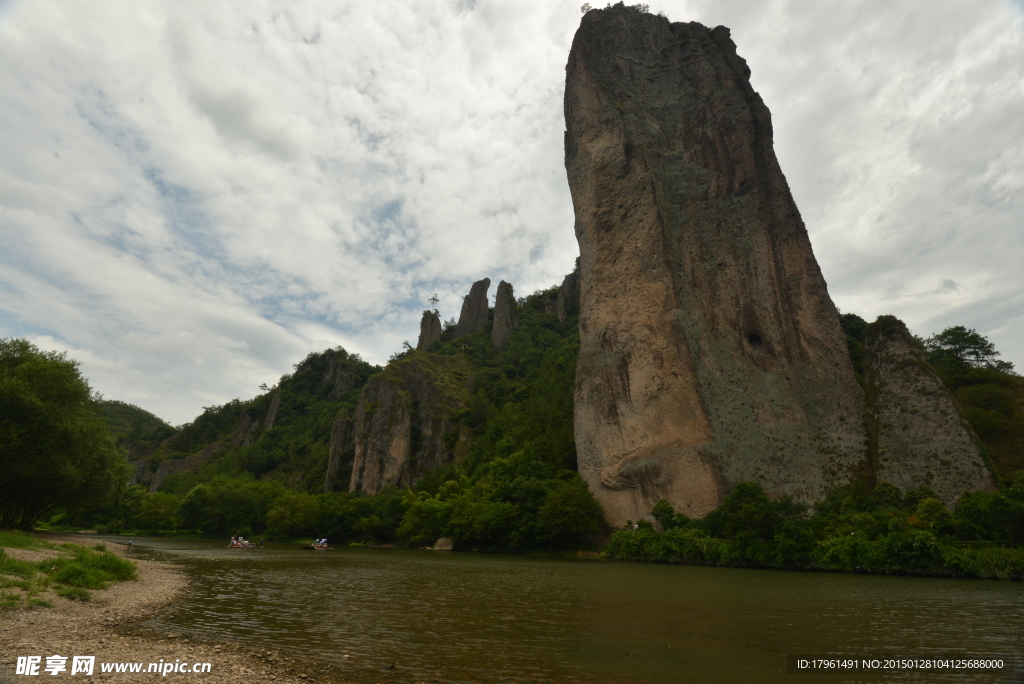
[118,538,1022,684]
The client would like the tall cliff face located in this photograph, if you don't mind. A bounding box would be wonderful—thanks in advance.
[454,278,491,338]
[349,354,472,494]
[557,271,579,324]
[324,408,354,493]
[565,8,866,526]
[863,316,996,503]
[491,280,520,350]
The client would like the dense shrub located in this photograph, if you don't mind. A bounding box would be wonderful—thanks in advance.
[606,480,1024,579]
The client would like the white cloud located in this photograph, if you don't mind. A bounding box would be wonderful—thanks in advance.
[1,0,1021,423]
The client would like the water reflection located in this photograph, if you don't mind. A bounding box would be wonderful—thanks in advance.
[122,538,1023,684]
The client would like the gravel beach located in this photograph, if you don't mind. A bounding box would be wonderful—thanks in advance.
[0,535,353,684]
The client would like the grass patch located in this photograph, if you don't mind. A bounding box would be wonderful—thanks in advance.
[0,590,21,611]
[0,549,37,579]
[56,586,91,601]
[0,530,54,551]
[39,546,137,590]
[0,539,137,610]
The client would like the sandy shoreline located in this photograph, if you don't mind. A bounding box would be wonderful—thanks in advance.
[0,534,351,683]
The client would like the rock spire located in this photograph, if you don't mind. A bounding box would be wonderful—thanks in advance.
[491,280,520,350]
[417,310,443,352]
[454,278,491,339]
[565,7,866,526]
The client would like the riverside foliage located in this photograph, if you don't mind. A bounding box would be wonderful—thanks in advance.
[0,339,130,530]
[605,479,1024,579]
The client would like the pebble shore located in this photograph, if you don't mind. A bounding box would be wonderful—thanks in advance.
[0,535,355,684]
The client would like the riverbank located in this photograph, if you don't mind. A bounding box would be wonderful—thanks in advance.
[0,533,350,683]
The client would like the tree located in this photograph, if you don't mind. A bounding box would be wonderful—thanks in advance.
[0,338,130,529]
[924,326,1014,372]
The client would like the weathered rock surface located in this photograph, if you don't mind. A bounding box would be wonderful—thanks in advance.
[228,411,259,449]
[349,355,472,494]
[324,408,354,493]
[565,7,866,526]
[321,349,360,398]
[417,310,443,352]
[147,440,226,492]
[557,271,579,323]
[263,388,282,430]
[863,316,995,503]
[491,280,520,350]
[454,278,491,338]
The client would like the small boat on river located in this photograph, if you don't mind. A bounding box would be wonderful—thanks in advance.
[302,538,330,550]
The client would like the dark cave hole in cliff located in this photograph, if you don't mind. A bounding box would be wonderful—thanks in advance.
[748,333,764,349]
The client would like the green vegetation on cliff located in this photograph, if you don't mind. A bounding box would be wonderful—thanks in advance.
[58,288,602,552]
[19,306,1021,567]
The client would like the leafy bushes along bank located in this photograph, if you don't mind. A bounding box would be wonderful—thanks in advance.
[606,479,1024,579]
[70,462,605,553]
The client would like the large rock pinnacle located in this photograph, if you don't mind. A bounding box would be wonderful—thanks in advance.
[454,278,491,339]
[863,316,995,503]
[417,310,442,352]
[491,280,520,350]
[565,7,867,526]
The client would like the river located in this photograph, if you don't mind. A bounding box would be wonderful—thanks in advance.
[119,538,1022,684]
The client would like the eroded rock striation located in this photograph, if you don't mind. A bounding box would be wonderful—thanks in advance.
[491,280,520,350]
[263,388,282,430]
[417,310,443,352]
[863,316,995,503]
[349,355,472,494]
[324,408,354,493]
[454,278,491,339]
[557,270,579,324]
[565,7,867,526]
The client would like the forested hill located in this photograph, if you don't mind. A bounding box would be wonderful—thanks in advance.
[75,290,1024,551]
[98,400,176,448]
[75,284,596,550]
[127,347,381,495]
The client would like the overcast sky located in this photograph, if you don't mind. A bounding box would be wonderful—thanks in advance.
[1,0,1022,425]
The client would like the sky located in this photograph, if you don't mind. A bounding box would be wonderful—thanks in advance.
[1,0,1022,425]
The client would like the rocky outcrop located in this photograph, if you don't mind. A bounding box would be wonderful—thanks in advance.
[491,281,520,350]
[228,411,258,449]
[148,440,226,492]
[454,278,491,339]
[264,388,282,430]
[863,316,996,503]
[132,411,257,490]
[322,350,359,398]
[565,7,867,526]
[557,271,579,323]
[324,408,354,493]
[417,310,443,352]
[349,355,473,494]
[432,537,455,551]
